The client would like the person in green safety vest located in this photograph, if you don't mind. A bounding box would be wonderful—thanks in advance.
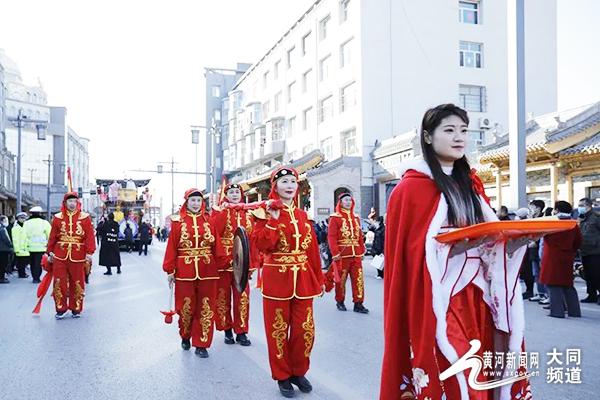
[24,206,51,283]
[12,212,30,278]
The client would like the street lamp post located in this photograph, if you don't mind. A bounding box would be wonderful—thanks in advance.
[43,155,66,219]
[190,124,221,195]
[7,109,48,213]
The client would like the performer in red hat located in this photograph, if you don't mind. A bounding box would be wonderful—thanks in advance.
[326,192,368,314]
[380,104,531,400]
[212,183,258,346]
[162,189,219,358]
[46,192,96,319]
[252,166,324,398]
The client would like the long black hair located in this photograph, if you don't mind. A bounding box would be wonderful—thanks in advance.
[420,104,484,227]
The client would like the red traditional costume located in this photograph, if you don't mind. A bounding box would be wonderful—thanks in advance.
[162,189,219,350]
[252,167,324,382]
[326,193,367,306]
[212,183,259,340]
[46,192,96,316]
[380,159,531,400]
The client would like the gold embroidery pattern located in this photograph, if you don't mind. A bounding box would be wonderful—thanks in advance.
[239,292,249,328]
[245,214,253,235]
[340,271,348,298]
[277,227,291,253]
[74,281,84,311]
[201,222,216,247]
[302,307,315,357]
[271,308,288,359]
[181,297,192,335]
[221,210,234,255]
[340,219,351,239]
[217,288,228,327]
[357,267,364,299]
[200,297,214,342]
[53,278,63,309]
[179,223,193,248]
[75,221,84,236]
[301,223,312,250]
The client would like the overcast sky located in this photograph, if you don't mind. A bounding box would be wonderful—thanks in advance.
[1,0,598,211]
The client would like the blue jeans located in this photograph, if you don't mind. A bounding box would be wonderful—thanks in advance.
[531,259,547,296]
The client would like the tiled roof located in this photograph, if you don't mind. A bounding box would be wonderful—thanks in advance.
[560,132,600,156]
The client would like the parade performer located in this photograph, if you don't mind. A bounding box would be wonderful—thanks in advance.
[46,192,96,319]
[326,192,369,313]
[162,189,219,358]
[252,166,324,398]
[380,104,531,400]
[212,183,257,346]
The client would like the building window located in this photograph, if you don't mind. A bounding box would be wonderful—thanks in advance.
[211,86,221,97]
[469,130,485,147]
[274,91,282,113]
[213,109,221,122]
[263,101,270,119]
[302,31,312,56]
[340,81,357,112]
[341,128,357,155]
[287,81,296,103]
[321,137,333,160]
[340,38,353,68]
[287,116,296,138]
[302,69,313,93]
[274,60,281,79]
[340,0,350,23]
[319,95,333,123]
[263,70,270,88]
[459,41,483,68]
[459,84,486,112]
[303,107,313,131]
[287,46,296,69]
[272,119,284,141]
[319,15,331,41]
[319,54,331,81]
[459,1,480,24]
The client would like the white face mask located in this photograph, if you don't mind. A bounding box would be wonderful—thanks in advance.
[1,221,8,227]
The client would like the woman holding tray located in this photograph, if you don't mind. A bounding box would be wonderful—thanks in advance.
[380,104,531,400]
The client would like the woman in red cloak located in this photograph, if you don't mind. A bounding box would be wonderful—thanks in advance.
[380,104,531,400]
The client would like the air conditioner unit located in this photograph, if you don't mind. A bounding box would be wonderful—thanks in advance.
[479,117,492,129]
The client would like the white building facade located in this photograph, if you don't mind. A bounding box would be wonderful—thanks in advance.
[0,49,93,213]
[220,0,557,219]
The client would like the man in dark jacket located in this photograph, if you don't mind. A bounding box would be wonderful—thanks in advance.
[528,200,548,303]
[0,215,14,283]
[99,213,121,275]
[577,197,600,304]
[138,221,151,256]
[124,223,134,253]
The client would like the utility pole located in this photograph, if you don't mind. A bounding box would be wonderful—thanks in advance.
[43,155,52,220]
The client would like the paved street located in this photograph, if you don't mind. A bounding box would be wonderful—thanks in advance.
[1,242,598,400]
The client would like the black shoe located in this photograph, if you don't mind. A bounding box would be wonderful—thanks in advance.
[224,329,235,345]
[0,278,9,284]
[18,274,29,278]
[580,296,598,303]
[32,279,41,284]
[290,376,312,393]
[353,302,369,314]
[336,302,347,311]
[277,379,295,398]
[72,312,81,319]
[195,347,209,358]
[542,305,550,310]
[522,291,533,300]
[55,312,66,320]
[236,333,251,346]
[117,268,121,274]
[181,339,191,350]
[103,271,112,275]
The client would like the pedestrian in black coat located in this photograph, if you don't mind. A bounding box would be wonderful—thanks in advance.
[0,216,14,283]
[100,213,122,275]
[138,221,151,256]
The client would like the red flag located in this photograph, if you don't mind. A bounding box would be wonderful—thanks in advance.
[67,167,73,192]
[32,272,53,314]
[218,176,228,204]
